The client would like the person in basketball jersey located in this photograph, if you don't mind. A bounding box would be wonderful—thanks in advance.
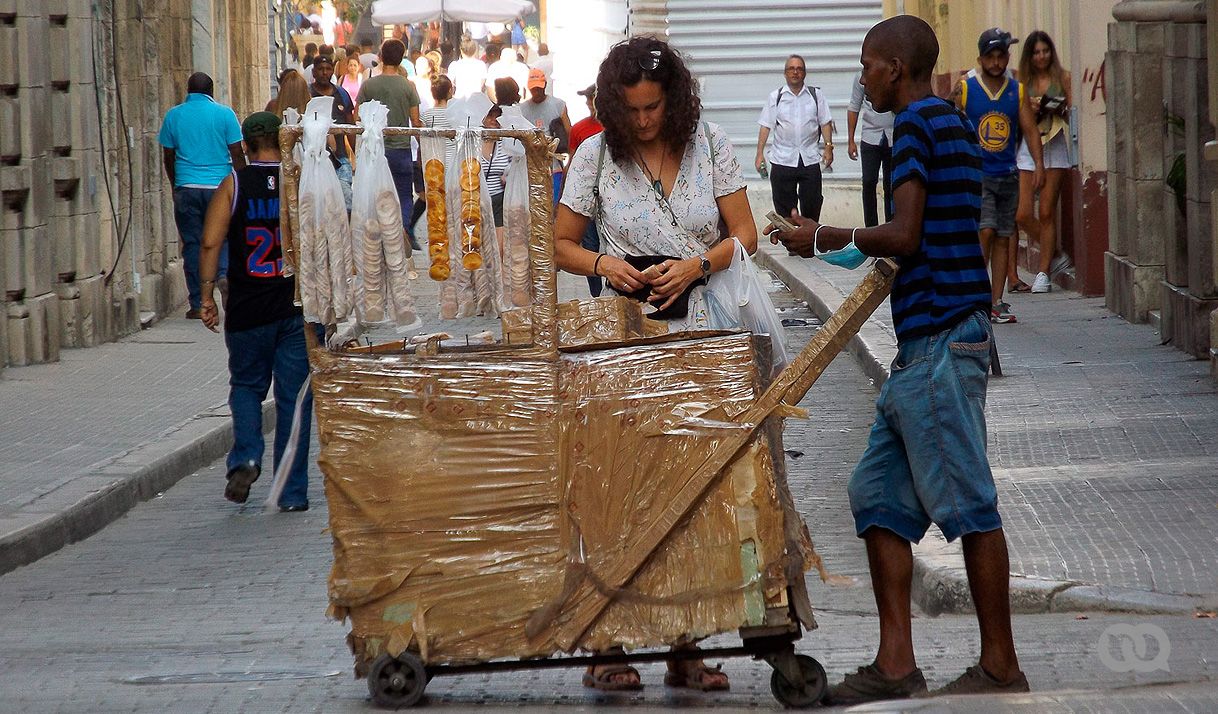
[955,28,1043,325]
[196,111,316,513]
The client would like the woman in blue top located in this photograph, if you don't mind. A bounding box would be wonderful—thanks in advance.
[511,17,528,62]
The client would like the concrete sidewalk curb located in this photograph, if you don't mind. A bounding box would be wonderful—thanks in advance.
[0,400,273,576]
[755,244,1216,617]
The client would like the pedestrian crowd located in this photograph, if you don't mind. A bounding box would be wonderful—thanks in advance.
[157,9,1078,707]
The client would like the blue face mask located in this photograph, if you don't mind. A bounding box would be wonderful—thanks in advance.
[816,241,868,270]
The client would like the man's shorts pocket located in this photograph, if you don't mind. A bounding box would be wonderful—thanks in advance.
[947,313,991,400]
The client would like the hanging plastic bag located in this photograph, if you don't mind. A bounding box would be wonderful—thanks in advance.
[349,100,420,330]
[419,127,451,283]
[297,96,353,325]
[502,155,532,307]
[705,238,791,375]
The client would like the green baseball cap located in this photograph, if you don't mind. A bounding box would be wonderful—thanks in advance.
[242,111,282,141]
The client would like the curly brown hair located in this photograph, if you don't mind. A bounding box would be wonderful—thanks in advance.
[594,36,701,163]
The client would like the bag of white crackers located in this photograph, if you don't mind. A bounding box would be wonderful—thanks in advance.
[349,100,420,330]
[297,96,354,325]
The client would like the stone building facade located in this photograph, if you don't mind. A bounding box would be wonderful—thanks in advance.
[0,0,269,372]
[1105,1,1213,361]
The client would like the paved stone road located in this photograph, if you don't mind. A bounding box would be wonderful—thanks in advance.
[1,283,1214,712]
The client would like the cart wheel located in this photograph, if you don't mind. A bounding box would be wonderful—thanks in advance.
[769,654,827,708]
[367,652,427,709]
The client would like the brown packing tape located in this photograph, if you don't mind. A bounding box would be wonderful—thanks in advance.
[313,332,806,667]
[526,259,898,650]
[502,296,670,349]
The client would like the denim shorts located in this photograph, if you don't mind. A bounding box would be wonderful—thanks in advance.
[848,310,1002,543]
[979,173,1019,236]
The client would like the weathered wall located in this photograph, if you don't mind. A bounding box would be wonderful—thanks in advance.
[1105,1,1212,361]
[0,0,269,370]
[1210,0,1218,375]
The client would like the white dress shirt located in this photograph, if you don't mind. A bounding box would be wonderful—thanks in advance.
[847,73,894,145]
[757,84,832,168]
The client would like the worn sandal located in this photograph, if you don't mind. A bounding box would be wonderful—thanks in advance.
[583,665,643,691]
[1009,280,1033,293]
[664,663,730,691]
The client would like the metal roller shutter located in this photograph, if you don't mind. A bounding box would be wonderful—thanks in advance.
[657,0,883,180]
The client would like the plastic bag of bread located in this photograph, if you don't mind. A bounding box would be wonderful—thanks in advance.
[418,129,451,283]
[349,100,421,331]
[502,155,532,307]
[298,96,352,324]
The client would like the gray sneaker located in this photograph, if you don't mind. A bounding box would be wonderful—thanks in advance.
[931,664,1030,697]
[827,664,927,706]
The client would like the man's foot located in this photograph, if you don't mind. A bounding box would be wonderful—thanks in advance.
[1031,271,1051,293]
[279,503,309,513]
[582,664,643,691]
[827,664,927,706]
[224,461,260,503]
[185,308,203,319]
[1008,279,1033,293]
[930,664,1029,697]
[664,660,729,691]
[990,302,1017,324]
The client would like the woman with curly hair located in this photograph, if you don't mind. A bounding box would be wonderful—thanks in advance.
[555,37,758,691]
[555,37,758,335]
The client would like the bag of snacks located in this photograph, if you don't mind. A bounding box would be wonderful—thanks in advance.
[297,96,353,325]
[349,100,420,330]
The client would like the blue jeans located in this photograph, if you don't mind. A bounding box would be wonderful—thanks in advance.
[580,219,603,297]
[384,148,417,253]
[848,310,1001,543]
[337,156,353,213]
[225,315,313,508]
[173,186,228,310]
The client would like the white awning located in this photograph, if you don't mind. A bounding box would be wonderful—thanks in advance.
[370,0,536,25]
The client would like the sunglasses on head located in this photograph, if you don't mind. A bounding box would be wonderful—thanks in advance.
[638,48,662,72]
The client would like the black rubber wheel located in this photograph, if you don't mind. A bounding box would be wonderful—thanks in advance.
[367,652,427,709]
[769,654,828,708]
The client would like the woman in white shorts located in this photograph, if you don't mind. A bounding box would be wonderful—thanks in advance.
[1015,30,1073,293]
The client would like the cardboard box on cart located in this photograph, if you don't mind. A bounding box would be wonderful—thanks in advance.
[312,327,812,669]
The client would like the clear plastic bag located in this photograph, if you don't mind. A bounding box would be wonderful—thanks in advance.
[419,129,450,283]
[298,96,353,325]
[705,238,790,375]
[349,100,420,330]
[502,155,532,307]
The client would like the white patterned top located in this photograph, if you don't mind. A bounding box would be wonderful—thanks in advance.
[560,121,746,331]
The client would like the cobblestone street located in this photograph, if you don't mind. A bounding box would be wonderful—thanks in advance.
[1,285,1214,712]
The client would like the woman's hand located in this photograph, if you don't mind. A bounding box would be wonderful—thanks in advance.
[647,257,703,311]
[599,255,649,295]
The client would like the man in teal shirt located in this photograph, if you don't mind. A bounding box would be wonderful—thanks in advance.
[159,73,245,318]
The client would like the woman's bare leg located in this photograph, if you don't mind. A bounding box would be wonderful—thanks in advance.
[1036,169,1066,274]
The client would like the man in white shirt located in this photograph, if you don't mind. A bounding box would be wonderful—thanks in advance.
[846,70,895,226]
[486,44,529,103]
[755,54,834,221]
[533,43,554,83]
[448,39,487,99]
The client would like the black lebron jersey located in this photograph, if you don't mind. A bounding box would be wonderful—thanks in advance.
[224,162,301,332]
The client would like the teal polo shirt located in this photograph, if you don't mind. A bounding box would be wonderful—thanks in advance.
[157,93,243,188]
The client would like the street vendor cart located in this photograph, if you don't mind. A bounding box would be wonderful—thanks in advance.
[278,123,897,709]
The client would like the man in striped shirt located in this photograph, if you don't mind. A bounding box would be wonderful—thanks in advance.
[768,15,1028,705]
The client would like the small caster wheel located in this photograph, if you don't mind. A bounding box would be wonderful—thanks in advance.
[367,652,427,708]
[770,654,827,708]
